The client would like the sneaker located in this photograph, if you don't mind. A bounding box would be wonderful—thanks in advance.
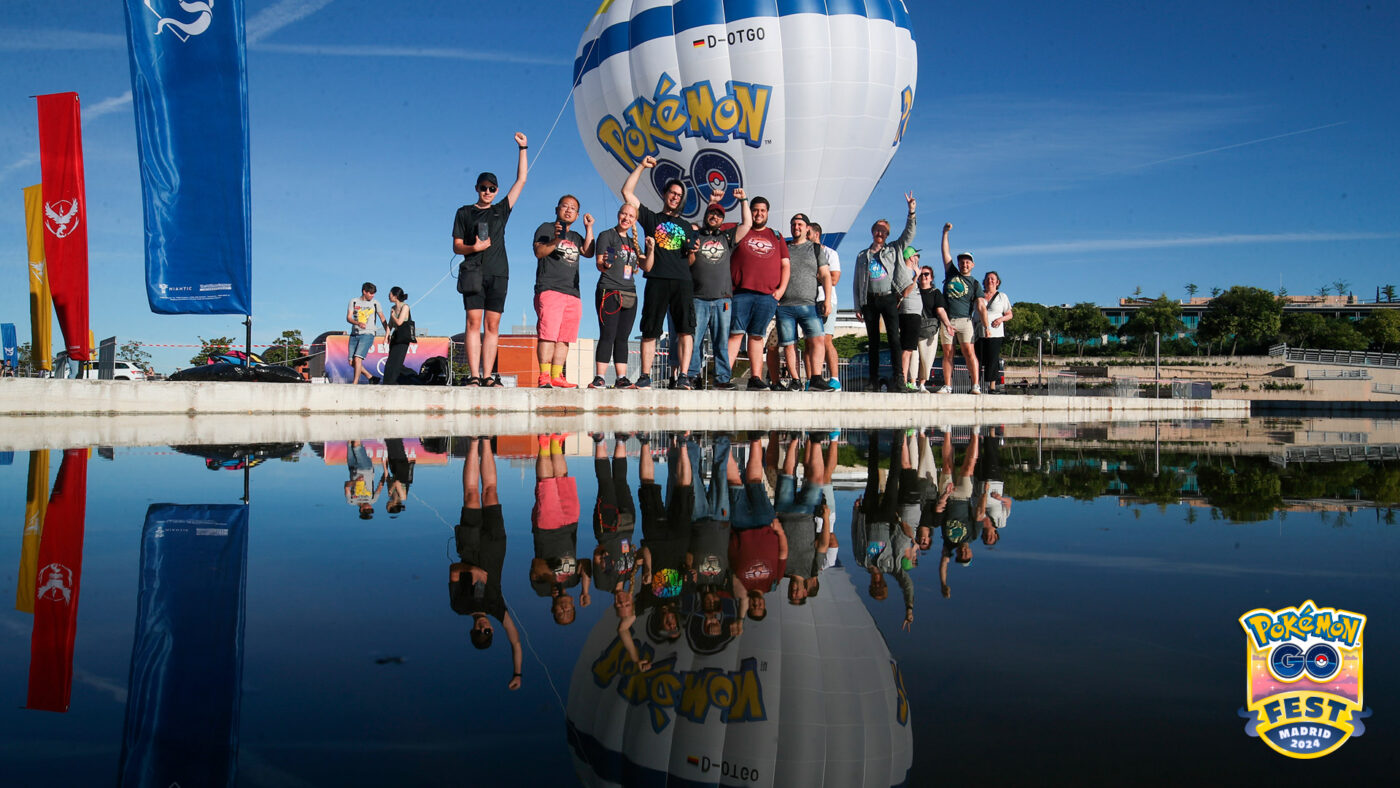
[808,376,835,392]
[970,384,982,395]
[614,376,634,389]
[551,376,578,389]
[716,380,736,391]
[937,385,952,394]
[746,377,768,391]
[827,377,842,391]
[635,373,652,389]
[904,381,919,393]
[674,374,693,390]
[537,375,552,388]
[588,376,607,389]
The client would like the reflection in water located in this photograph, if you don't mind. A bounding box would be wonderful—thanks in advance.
[4,422,1398,784]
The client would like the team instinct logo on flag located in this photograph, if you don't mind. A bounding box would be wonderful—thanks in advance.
[36,563,75,604]
[1238,600,1371,759]
[43,199,80,238]
[144,0,215,42]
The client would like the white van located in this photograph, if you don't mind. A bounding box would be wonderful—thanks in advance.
[81,361,148,381]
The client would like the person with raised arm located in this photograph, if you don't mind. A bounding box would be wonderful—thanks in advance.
[852,193,917,391]
[453,132,528,388]
[687,187,751,389]
[621,156,698,389]
[938,223,989,394]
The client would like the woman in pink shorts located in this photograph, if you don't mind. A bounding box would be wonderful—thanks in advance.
[532,195,595,387]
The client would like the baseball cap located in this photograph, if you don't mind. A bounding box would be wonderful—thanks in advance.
[476,172,498,188]
[902,246,921,261]
[790,212,811,224]
[705,203,725,216]
[956,251,974,262]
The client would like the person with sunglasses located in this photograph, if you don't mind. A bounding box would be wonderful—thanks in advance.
[452,131,529,387]
[917,265,951,391]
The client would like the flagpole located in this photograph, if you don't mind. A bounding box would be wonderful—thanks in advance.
[243,316,251,367]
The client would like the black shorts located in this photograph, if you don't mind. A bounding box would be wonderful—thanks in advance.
[462,274,508,313]
[639,277,695,339]
[898,313,921,352]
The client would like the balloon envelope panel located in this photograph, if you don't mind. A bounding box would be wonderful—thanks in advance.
[565,567,913,787]
[573,1,918,250]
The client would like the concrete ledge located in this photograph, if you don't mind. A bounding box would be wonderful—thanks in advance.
[0,379,1249,451]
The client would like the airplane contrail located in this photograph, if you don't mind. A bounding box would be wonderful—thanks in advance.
[1111,121,1349,173]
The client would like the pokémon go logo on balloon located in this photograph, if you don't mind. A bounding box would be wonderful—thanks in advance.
[596,73,773,171]
[1237,600,1370,759]
[591,636,767,733]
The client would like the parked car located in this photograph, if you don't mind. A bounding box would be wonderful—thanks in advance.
[81,361,148,381]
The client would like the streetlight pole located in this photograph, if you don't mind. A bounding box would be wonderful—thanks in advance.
[1154,331,1160,398]
[1037,337,1043,389]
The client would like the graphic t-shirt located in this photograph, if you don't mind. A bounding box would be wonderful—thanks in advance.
[533,221,584,297]
[689,519,731,588]
[637,204,694,281]
[943,272,984,319]
[595,227,640,292]
[349,298,382,335]
[592,529,636,591]
[730,227,789,295]
[453,201,513,278]
[861,251,895,296]
[729,526,786,594]
[531,523,583,595]
[782,240,827,306]
[692,228,736,300]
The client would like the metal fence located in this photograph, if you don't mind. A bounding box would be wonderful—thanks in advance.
[1305,368,1371,380]
[1270,343,1400,369]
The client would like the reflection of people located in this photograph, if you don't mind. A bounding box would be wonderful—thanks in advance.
[976,431,1011,545]
[592,433,639,601]
[686,434,740,635]
[728,433,786,621]
[776,436,829,604]
[636,435,694,639]
[344,440,382,519]
[853,431,916,629]
[451,436,522,689]
[937,428,981,599]
[383,437,414,515]
[530,434,591,625]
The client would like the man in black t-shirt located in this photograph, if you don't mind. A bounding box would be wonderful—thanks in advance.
[687,188,752,388]
[622,155,697,390]
[452,131,529,387]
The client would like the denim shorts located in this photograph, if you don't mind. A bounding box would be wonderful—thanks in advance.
[776,304,825,346]
[348,332,375,359]
[730,290,779,338]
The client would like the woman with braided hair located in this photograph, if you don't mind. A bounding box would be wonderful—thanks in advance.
[591,204,643,389]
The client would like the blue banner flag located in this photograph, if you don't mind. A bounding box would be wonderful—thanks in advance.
[1,322,16,368]
[119,503,248,788]
[123,1,251,315]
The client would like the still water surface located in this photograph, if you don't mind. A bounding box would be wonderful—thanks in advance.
[0,422,1395,786]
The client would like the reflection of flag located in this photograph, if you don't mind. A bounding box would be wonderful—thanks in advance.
[27,448,88,712]
[119,503,248,787]
[22,185,53,371]
[124,0,252,315]
[36,93,90,362]
[17,450,50,614]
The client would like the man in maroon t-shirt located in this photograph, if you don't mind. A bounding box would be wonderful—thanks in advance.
[726,196,790,390]
[729,520,788,621]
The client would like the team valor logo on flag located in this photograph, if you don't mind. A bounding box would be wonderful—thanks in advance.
[36,563,75,604]
[43,199,80,239]
[144,0,215,42]
[1238,600,1371,758]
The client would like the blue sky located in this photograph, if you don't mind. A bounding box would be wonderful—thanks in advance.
[2,0,1397,373]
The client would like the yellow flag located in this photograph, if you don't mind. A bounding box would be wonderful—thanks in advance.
[17,450,50,614]
[23,185,53,372]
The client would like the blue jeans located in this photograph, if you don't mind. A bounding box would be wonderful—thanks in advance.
[688,298,732,381]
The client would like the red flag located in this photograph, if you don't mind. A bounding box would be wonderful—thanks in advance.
[27,449,89,713]
[37,93,90,362]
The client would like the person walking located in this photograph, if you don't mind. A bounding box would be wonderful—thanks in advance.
[382,286,412,385]
[532,195,594,388]
[346,282,387,384]
[453,132,528,387]
[591,205,642,389]
[852,193,917,391]
[978,271,1013,393]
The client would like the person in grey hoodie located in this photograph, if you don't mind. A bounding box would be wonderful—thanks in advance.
[852,192,917,391]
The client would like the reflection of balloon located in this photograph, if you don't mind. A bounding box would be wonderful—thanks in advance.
[573,1,918,250]
[566,567,912,786]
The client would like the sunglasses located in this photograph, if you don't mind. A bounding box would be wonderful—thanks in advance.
[477,184,498,193]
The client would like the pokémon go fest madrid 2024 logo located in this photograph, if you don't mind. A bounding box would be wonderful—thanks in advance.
[1238,600,1371,759]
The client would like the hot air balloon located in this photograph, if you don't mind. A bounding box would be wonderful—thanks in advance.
[573,0,918,250]
[565,566,913,786]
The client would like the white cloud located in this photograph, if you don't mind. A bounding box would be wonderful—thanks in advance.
[246,0,338,45]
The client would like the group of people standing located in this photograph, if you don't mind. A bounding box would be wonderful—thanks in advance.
[344,132,1014,392]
